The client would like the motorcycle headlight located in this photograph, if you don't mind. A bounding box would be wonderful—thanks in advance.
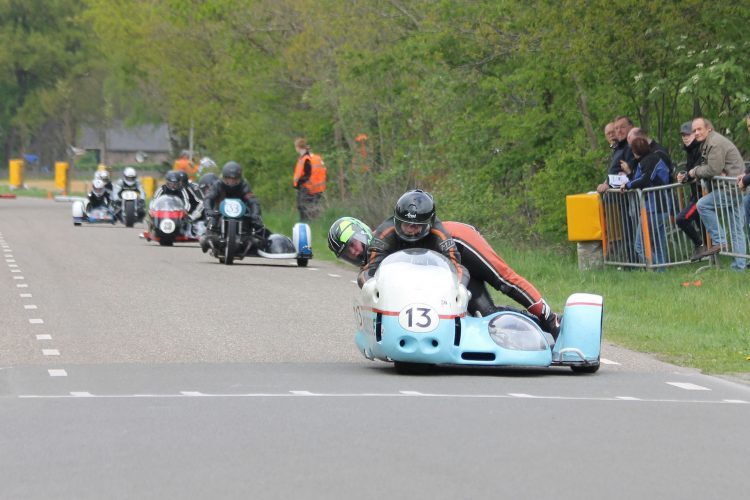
[488,314,547,351]
[159,219,176,234]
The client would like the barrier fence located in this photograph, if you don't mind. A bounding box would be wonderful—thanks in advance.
[600,176,750,270]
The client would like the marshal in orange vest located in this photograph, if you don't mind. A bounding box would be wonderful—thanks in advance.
[293,152,327,194]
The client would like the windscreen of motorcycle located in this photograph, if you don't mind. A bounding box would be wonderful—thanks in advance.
[370,249,465,316]
[150,195,187,213]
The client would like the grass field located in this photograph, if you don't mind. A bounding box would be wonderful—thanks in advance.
[4,185,748,379]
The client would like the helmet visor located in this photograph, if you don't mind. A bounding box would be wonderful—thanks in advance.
[166,180,180,191]
[223,176,240,186]
[394,218,431,242]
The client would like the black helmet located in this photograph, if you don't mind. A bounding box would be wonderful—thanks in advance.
[165,171,181,191]
[198,173,218,194]
[327,217,373,265]
[222,161,242,186]
[175,170,189,188]
[393,189,435,242]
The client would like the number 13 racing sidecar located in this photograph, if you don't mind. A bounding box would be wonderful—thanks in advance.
[354,249,603,374]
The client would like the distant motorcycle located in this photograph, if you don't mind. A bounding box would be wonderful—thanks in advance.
[143,195,205,246]
[71,198,116,226]
[205,198,312,266]
[113,188,145,227]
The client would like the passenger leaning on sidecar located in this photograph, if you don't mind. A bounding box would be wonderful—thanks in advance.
[329,210,561,338]
[200,161,269,252]
[87,179,112,212]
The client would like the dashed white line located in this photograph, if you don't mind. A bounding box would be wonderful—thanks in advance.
[667,382,711,391]
[600,358,620,365]
[616,396,641,400]
[180,391,204,396]
[327,273,341,278]
[20,293,32,298]
[16,283,28,288]
[399,391,425,395]
[70,392,93,397]
[8,263,18,267]
[24,305,38,310]
[48,369,68,377]
[509,393,537,398]
[36,334,52,340]
[290,390,316,395]
[29,318,44,324]
[6,259,16,262]
[42,349,60,356]
[13,276,24,280]
[307,268,319,271]
[723,399,749,404]
[10,269,21,273]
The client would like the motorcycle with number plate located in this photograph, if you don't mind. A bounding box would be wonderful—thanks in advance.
[114,188,145,227]
[142,195,204,246]
[205,198,313,266]
[354,249,603,374]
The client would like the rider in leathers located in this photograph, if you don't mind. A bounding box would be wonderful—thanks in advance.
[200,161,269,252]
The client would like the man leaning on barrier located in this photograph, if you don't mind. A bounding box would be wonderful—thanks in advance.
[738,113,750,242]
[679,117,746,270]
[675,121,707,261]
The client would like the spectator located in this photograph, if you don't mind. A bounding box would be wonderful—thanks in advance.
[737,113,750,244]
[597,116,635,193]
[620,136,672,267]
[675,121,706,260]
[688,117,746,270]
[604,121,617,147]
[174,151,199,181]
[292,138,327,221]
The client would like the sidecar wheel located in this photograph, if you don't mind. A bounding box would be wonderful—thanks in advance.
[73,222,81,226]
[296,258,308,267]
[571,359,600,374]
[394,361,433,375]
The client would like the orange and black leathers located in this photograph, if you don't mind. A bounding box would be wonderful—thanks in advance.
[358,217,465,288]
[292,152,326,194]
[442,222,544,317]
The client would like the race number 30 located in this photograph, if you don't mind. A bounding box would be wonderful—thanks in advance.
[398,304,439,333]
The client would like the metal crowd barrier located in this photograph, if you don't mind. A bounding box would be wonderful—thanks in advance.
[600,176,750,270]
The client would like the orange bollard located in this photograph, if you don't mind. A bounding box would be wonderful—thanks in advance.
[47,191,52,200]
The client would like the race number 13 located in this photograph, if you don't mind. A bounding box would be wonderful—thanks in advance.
[398,304,439,333]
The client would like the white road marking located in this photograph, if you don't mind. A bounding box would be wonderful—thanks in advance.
[667,382,711,391]
[14,392,746,405]
[307,268,319,271]
[42,349,60,356]
[16,283,28,288]
[20,293,32,298]
[616,396,641,400]
[328,273,341,278]
[24,305,38,310]
[10,269,21,272]
[509,393,537,398]
[70,392,93,397]
[29,318,44,324]
[600,358,620,365]
[723,399,749,404]
[36,334,52,340]
[351,280,358,284]
[8,263,18,267]
[13,276,24,280]
[399,391,424,395]
[48,369,68,377]
[6,259,16,262]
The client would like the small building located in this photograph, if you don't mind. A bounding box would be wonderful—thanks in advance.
[79,121,172,165]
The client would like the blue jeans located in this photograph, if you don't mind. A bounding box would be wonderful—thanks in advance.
[634,211,669,268]
[697,189,747,270]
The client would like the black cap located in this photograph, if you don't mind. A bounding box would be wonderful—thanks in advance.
[680,121,693,135]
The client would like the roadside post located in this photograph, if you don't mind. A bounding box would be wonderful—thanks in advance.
[566,192,604,270]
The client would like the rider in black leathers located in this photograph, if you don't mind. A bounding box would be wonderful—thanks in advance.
[200,161,269,252]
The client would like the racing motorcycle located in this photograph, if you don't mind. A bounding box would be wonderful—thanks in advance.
[113,188,145,227]
[205,198,312,266]
[354,249,603,374]
[72,198,116,226]
[142,194,205,246]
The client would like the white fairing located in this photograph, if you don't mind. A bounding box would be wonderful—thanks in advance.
[361,249,469,317]
[121,190,138,201]
[71,200,85,218]
[292,222,311,252]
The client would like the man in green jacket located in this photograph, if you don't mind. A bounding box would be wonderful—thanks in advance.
[682,117,746,270]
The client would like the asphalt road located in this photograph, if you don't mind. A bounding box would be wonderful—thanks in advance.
[1,197,749,500]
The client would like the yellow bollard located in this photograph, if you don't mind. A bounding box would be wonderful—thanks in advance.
[55,161,69,191]
[9,159,24,189]
[142,176,156,199]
